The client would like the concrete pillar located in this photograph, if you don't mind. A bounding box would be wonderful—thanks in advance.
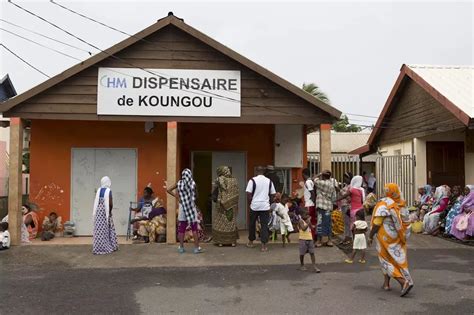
[319,124,332,172]
[8,118,24,246]
[166,121,178,244]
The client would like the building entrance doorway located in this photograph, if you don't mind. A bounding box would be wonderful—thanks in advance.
[426,141,465,187]
[192,151,247,229]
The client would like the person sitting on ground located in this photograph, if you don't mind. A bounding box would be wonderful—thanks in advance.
[0,222,10,250]
[41,212,63,241]
[445,185,472,237]
[23,204,39,240]
[274,194,294,247]
[131,187,155,240]
[423,185,450,235]
[418,185,434,221]
[434,185,462,236]
[1,214,30,244]
[137,198,167,243]
[345,210,367,264]
[450,186,474,241]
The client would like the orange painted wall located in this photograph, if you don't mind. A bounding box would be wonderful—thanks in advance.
[179,123,275,178]
[29,120,167,228]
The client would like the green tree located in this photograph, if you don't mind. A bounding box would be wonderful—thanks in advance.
[302,82,331,104]
[332,115,362,132]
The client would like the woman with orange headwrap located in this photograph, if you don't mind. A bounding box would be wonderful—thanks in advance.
[369,183,414,297]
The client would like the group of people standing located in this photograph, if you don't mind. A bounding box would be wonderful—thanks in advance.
[90,165,416,296]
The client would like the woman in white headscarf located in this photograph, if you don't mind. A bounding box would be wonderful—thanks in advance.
[337,175,366,230]
[92,176,118,255]
[422,185,450,235]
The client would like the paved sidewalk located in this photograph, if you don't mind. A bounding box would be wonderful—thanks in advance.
[1,241,346,270]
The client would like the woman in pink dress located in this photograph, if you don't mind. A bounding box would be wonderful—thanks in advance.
[337,175,365,229]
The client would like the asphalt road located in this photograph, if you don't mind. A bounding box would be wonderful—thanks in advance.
[1,240,473,314]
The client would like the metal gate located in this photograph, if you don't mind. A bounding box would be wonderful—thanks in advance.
[376,154,415,206]
[308,154,360,183]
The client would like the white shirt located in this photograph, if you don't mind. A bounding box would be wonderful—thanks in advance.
[246,175,276,211]
[1,230,10,248]
[304,179,315,207]
[275,203,294,233]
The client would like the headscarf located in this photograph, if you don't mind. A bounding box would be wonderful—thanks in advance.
[177,168,197,222]
[384,183,406,208]
[461,190,474,212]
[101,176,111,189]
[432,185,449,208]
[217,166,231,178]
[466,185,474,193]
[350,175,366,202]
[216,166,239,218]
[93,176,112,220]
[420,184,432,204]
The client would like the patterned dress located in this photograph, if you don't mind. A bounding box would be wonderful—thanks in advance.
[93,188,118,255]
[371,194,413,285]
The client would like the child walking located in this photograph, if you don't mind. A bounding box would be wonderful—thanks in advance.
[0,222,11,250]
[275,194,294,247]
[298,208,321,273]
[345,210,367,264]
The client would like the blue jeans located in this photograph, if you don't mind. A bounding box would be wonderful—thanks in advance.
[317,208,332,238]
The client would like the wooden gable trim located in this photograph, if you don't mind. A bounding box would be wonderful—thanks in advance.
[367,64,471,148]
[367,67,408,146]
[404,66,471,126]
[168,19,341,118]
[0,14,341,119]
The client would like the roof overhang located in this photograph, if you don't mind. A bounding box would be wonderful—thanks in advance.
[0,14,342,121]
[366,64,472,148]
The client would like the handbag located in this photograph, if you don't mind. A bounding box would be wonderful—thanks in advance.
[456,213,471,231]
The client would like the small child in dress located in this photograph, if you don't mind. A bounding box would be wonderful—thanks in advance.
[0,222,11,250]
[298,208,320,273]
[275,194,294,246]
[345,210,367,264]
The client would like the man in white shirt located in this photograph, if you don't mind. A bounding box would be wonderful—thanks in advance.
[303,168,316,240]
[246,166,276,252]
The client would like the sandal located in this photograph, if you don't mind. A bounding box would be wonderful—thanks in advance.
[400,282,413,297]
[261,246,269,252]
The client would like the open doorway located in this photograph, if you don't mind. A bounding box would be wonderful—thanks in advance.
[192,151,247,230]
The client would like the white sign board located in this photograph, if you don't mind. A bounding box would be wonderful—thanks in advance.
[97,68,241,117]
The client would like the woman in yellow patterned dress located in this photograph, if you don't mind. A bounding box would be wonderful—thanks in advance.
[369,183,414,297]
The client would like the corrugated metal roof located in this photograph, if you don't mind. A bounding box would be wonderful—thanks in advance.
[307,132,371,153]
[407,65,473,118]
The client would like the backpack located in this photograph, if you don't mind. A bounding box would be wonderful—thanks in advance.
[456,212,471,232]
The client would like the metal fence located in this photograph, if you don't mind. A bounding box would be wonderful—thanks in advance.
[376,154,415,206]
[307,154,360,183]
